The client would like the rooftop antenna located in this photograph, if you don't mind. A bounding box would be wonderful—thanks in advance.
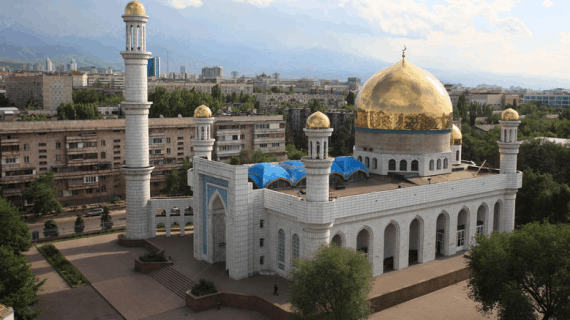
[402,45,406,64]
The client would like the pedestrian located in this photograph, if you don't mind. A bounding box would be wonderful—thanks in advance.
[273,284,278,296]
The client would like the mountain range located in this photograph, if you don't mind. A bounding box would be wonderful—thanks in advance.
[1,18,567,90]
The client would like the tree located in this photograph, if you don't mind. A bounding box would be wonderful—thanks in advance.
[285,144,306,160]
[469,101,479,126]
[0,246,45,320]
[289,244,373,320]
[307,99,326,113]
[25,97,38,110]
[287,84,294,94]
[467,222,570,320]
[177,159,193,195]
[0,198,32,255]
[100,206,113,230]
[512,99,518,110]
[163,168,180,195]
[23,172,62,217]
[211,84,222,100]
[457,93,468,122]
[346,92,356,106]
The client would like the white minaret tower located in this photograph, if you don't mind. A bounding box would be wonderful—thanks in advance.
[121,0,153,239]
[192,105,215,160]
[498,108,521,233]
[301,111,334,258]
[450,124,462,165]
[70,58,77,71]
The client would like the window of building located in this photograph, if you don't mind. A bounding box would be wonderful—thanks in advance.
[429,160,434,170]
[114,157,121,160]
[260,144,267,148]
[260,220,264,228]
[260,238,264,247]
[114,151,121,154]
[86,189,93,194]
[232,135,238,140]
[55,155,61,161]
[365,157,370,168]
[260,256,265,265]
[178,142,184,146]
[113,139,121,143]
[167,148,171,154]
[23,144,29,151]
[151,138,163,144]
[272,143,280,147]
[101,140,106,146]
[178,147,184,151]
[400,160,407,171]
[177,137,183,140]
[292,234,300,261]
[85,176,97,183]
[68,142,79,149]
[39,161,47,165]
[388,159,396,171]
[39,155,47,159]
[55,142,61,149]
[24,156,29,163]
[177,152,184,156]
[443,158,448,169]
[437,159,442,170]
[84,141,97,148]
[278,229,285,268]
[101,152,106,159]
[113,145,121,149]
[38,143,46,147]
[39,150,47,153]
[166,137,171,143]
[4,158,16,164]
[372,158,378,169]
[411,160,418,171]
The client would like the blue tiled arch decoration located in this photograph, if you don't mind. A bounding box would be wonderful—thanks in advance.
[203,175,228,254]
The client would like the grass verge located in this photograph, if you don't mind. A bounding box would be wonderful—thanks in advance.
[38,228,126,245]
[37,244,90,288]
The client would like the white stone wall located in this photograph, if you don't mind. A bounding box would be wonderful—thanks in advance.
[354,150,453,177]
[149,198,193,237]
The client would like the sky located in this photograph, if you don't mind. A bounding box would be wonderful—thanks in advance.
[2,0,570,89]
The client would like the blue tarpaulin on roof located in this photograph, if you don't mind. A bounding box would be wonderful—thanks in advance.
[247,157,369,189]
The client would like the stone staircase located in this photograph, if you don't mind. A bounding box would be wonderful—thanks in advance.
[148,266,196,299]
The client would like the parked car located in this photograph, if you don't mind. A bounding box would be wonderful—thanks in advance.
[86,208,104,217]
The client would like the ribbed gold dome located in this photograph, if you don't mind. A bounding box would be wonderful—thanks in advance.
[501,108,519,121]
[355,60,453,131]
[451,124,462,145]
[125,0,146,15]
[194,105,212,118]
[306,111,330,129]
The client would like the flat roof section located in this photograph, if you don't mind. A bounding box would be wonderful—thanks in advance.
[274,164,499,200]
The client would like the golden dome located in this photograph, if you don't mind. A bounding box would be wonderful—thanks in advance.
[194,105,212,118]
[125,0,146,15]
[450,124,462,145]
[355,60,453,131]
[501,108,519,121]
[306,111,330,129]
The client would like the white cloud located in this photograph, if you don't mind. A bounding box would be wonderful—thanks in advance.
[230,0,296,7]
[560,32,570,43]
[542,0,553,8]
[341,0,531,37]
[166,0,203,9]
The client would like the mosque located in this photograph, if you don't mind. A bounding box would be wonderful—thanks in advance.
[120,0,523,280]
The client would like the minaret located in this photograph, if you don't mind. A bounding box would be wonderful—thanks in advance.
[450,124,462,165]
[70,58,77,71]
[192,105,215,160]
[497,108,521,233]
[121,0,153,239]
[301,111,334,258]
[46,57,52,72]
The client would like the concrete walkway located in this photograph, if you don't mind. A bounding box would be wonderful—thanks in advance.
[24,245,69,295]
[372,280,496,320]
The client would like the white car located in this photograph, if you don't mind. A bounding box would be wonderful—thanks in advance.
[86,208,104,217]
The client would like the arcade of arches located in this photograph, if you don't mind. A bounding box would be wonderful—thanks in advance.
[329,201,503,274]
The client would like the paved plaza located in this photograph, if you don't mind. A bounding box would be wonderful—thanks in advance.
[26,231,493,319]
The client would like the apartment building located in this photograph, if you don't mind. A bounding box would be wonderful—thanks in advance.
[285,107,353,133]
[212,115,286,162]
[0,115,285,207]
[147,81,253,95]
[523,88,570,108]
[5,74,73,111]
[257,93,345,109]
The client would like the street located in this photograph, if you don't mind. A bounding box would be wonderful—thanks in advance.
[27,209,127,236]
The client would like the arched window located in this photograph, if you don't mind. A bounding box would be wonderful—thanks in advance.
[429,160,434,170]
[292,234,300,261]
[365,157,370,168]
[437,159,441,170]
[389,159,396,171]
[456,150,460,161]
[358,156,363,162]
[372,158,378,169]
[411,160,418,171]
[400,160,407,171]
[278,229,285,269]
[316,142,320,159]
[443,158,448,169]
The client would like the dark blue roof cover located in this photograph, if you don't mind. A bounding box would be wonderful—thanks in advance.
[248,163,292,188]
[333,156,370,179]
[247,157,369,189]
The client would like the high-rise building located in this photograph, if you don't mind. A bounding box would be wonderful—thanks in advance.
[90,66,98,74]
[70,58,77,71]
[147,57,160,77]
[201,66,223,79]
[45,57,52,72]
[5,74,73,111]
[180,65,185,73]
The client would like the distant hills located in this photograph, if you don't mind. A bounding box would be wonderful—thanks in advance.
[1,18,567,89]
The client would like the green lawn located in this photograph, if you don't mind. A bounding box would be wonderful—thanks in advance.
[37,244,90,288]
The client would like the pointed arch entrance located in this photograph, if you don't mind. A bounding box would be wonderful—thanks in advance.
[384,222,399,271]
[435,212,449,257]
[409,217,423,265]
[493,201,501,232]
[457,208,469,251]
[209,193,227,263]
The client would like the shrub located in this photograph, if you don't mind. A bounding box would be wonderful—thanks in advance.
[191,278,217,296]
[37,244,89,287]
[109,196,122,204]
[157,223,165,229]
[186,222,193,226]
[44,219,58,229]
[139,252,167,262]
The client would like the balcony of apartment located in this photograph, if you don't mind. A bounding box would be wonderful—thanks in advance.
[1,138,20,147]
[149,143,165,150]
[150,172,167,182]
[253,127,285,135]
[216,139,242,146]
[52,163,113,178]
[0,169,37,184]
[216,147,242,156]
[216,128,241,136]
[2,187,23,197]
